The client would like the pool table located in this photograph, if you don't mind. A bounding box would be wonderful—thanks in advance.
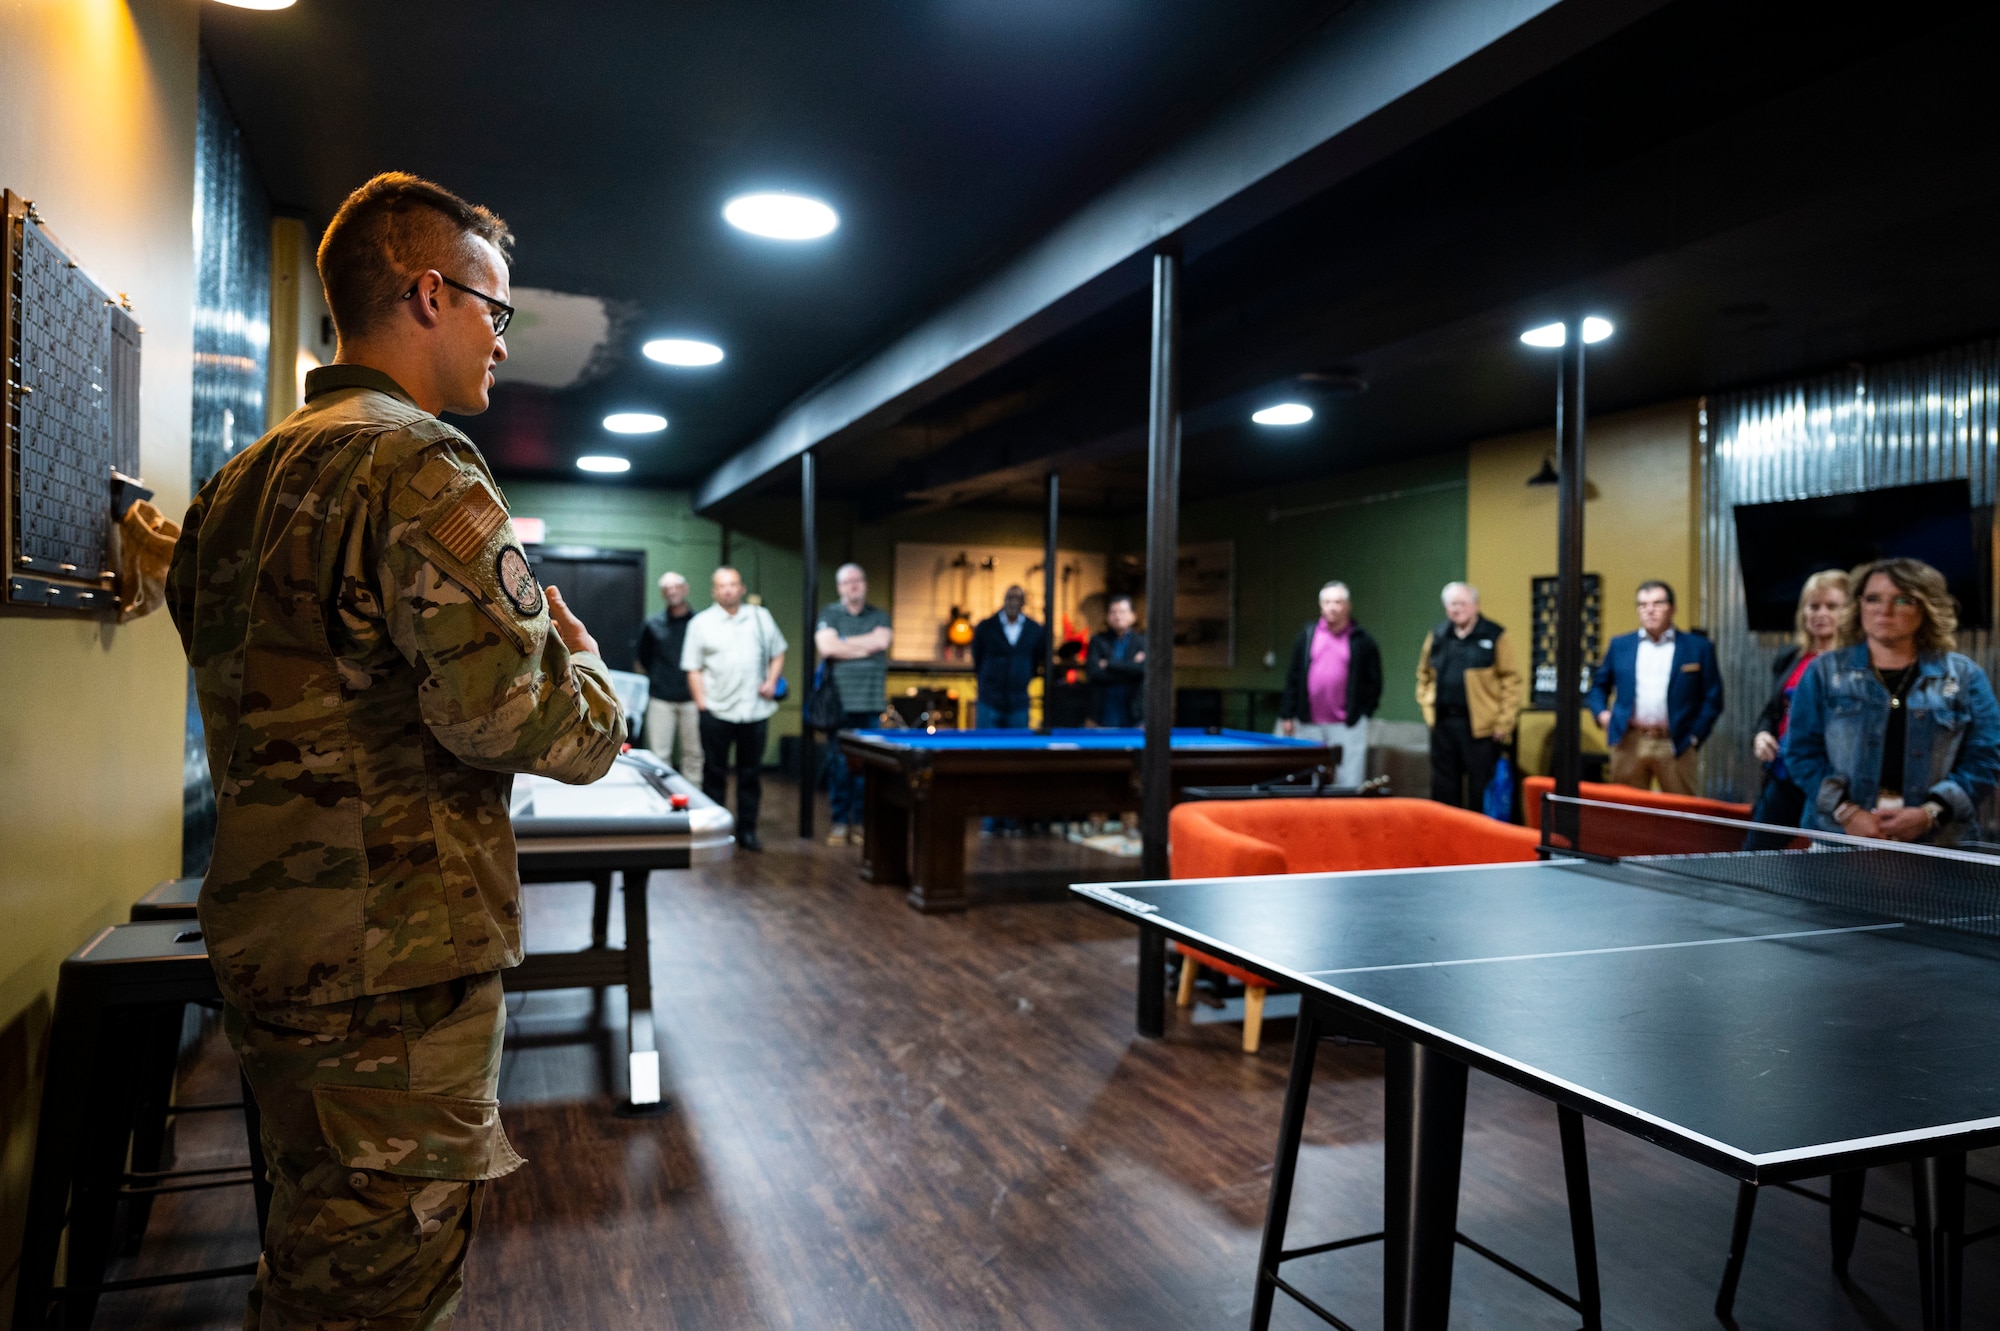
[837,727,1332,913]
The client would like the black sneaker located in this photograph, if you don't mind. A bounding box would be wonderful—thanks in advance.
[738,832,763,852]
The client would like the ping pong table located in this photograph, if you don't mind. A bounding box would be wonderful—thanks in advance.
[1074,797,2000,1331]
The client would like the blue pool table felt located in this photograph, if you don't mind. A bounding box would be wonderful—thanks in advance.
[847,727,1318,750]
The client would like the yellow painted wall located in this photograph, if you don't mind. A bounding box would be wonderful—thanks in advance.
[0,1,200,1318]
[1466,400,1701,774]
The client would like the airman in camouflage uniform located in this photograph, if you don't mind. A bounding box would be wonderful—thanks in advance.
[168,173,621,1329]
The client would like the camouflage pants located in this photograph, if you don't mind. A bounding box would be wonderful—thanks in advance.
[225,974,523,1330]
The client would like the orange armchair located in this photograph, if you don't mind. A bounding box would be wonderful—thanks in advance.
[1520,776,1751,833]
[1168,798,1540,1051]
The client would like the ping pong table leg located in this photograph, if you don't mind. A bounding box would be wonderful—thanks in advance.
[1828,1169,1864,1277]
[1250,999,1324,1331]
[1714,1181,1758,1322]
[620,867,664,1111]
[590,872,613,950]
[1383,1037,1468,1331]
[1911,1152,1965,1331]
[1557,1106,1603,1331]
[1137,926,1166,1038]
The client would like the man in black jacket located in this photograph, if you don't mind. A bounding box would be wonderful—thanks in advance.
[633,570,701,782]
[972,584,1047,729]
[1086,593,1146,726]
[1277,580,1383,787]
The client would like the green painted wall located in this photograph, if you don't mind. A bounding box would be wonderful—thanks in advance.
[1173,451,1469,725]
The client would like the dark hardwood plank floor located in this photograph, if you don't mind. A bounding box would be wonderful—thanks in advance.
[107,779,1998,1329]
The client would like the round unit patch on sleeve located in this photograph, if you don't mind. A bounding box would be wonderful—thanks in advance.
[495,546,544,616]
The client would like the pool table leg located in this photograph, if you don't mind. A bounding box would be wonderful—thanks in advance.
[906,792,969,914]
[860,770,908,888]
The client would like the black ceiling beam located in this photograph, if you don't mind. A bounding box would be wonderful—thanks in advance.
[692,0,1669,513]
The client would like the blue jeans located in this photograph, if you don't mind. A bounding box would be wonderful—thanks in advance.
[977,701,1031,830]
[977,702,1031,730]
[825,711,874,825]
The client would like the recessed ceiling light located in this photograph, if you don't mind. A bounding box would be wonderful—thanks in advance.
[723,192,839,241]
[643,338,725,367]
[577,456,631,474]
[1520,317,1616,348]
[1252,403,1314,426]
[603,412,667,434]
[211,0,296,8]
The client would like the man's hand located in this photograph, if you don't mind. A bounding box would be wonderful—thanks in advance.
[1876,806,1934,842]
[1279,718,1296,737]
[546,585,600,658]
[758,679,778,701]
[1595,709,1611,729]
[1752,730,1780,764]
[1840,808,1884,840]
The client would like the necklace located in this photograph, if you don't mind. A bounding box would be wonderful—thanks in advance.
[1873,662,1917,710]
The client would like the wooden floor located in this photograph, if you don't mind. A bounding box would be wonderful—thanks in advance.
[111,778,1999,1330]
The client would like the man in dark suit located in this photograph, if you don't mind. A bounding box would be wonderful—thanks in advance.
[1584,579,1724,794]
[972,584,1047,730]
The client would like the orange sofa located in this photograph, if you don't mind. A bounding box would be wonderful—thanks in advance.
[1520,776,1752,833]
[1168,798,1540,1051]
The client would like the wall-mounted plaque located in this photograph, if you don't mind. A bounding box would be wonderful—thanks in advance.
[2,190,141,616]
[1530,572,1603,707]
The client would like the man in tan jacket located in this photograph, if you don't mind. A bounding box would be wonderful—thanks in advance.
[1415,582,1524,810]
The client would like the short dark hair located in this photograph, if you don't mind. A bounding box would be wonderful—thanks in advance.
[1106,594,1134,612]
[1636,579,1675,607]
[317,172,514,344]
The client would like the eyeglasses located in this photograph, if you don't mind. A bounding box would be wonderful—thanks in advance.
[403,272,514,335]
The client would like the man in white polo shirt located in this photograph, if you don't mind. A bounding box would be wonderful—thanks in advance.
[683,565,787,850]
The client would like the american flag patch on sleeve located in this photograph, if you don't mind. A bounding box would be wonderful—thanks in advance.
[429,483,507,563]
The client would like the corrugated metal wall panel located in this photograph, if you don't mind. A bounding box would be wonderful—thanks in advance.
[1701,341,2000,802]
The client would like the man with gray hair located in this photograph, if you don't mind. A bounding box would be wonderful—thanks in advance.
[633,570,702,782]
[1416,581,1523,810]
[814,562,893,844]
[1278,580,1382,787]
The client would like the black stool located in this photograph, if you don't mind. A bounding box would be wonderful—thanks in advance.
[12,921,269,1331]
[1715,1165,2000,1327]
[129,875,201,922]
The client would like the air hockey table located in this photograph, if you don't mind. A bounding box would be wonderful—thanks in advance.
[507,748,733,1109]
[837,727,1329,913]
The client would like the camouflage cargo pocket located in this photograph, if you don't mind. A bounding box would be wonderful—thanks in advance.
[264,1084,520,1320]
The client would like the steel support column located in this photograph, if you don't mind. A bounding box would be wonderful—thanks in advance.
[1140,250,1181,884]
[799,450,818,839]
[1043,471,1060,728]
[1551,325,1588,805]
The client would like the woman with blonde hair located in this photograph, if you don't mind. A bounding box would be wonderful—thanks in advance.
[1785,557,2000,843]
[1745,569,1849,837]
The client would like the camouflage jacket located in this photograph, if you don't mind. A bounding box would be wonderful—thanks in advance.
[168,365,623,1021]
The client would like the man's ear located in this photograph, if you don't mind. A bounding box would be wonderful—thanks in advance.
[406,269,446,329]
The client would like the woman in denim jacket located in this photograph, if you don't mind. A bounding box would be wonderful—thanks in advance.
[1785,557,2000,844]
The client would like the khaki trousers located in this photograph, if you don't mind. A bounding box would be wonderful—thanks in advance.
[227,974,522,1330]
[1608,731,1699,795]
[645,697,704,784]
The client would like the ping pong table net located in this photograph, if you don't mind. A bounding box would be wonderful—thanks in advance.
[1540,794,2000,939]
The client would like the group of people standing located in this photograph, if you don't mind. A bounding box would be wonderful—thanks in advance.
[639,552,2000,853]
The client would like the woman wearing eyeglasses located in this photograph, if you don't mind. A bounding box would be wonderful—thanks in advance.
[1784,557,2000,844]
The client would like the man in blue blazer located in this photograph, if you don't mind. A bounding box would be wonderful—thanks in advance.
[1584,580,1724,794]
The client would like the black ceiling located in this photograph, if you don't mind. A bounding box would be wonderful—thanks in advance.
[804,0,2000,517]
[200,0,1350,484]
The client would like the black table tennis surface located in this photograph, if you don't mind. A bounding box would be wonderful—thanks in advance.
[1075,855,2000,1183]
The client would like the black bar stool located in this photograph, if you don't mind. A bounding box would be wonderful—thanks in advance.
[1716,1165,2000,1326]
[12,920,268,1331]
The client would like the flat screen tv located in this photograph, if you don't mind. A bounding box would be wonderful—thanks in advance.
[1733,479,1990,632]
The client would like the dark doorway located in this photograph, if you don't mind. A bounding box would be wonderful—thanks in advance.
[526,544,647,673]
